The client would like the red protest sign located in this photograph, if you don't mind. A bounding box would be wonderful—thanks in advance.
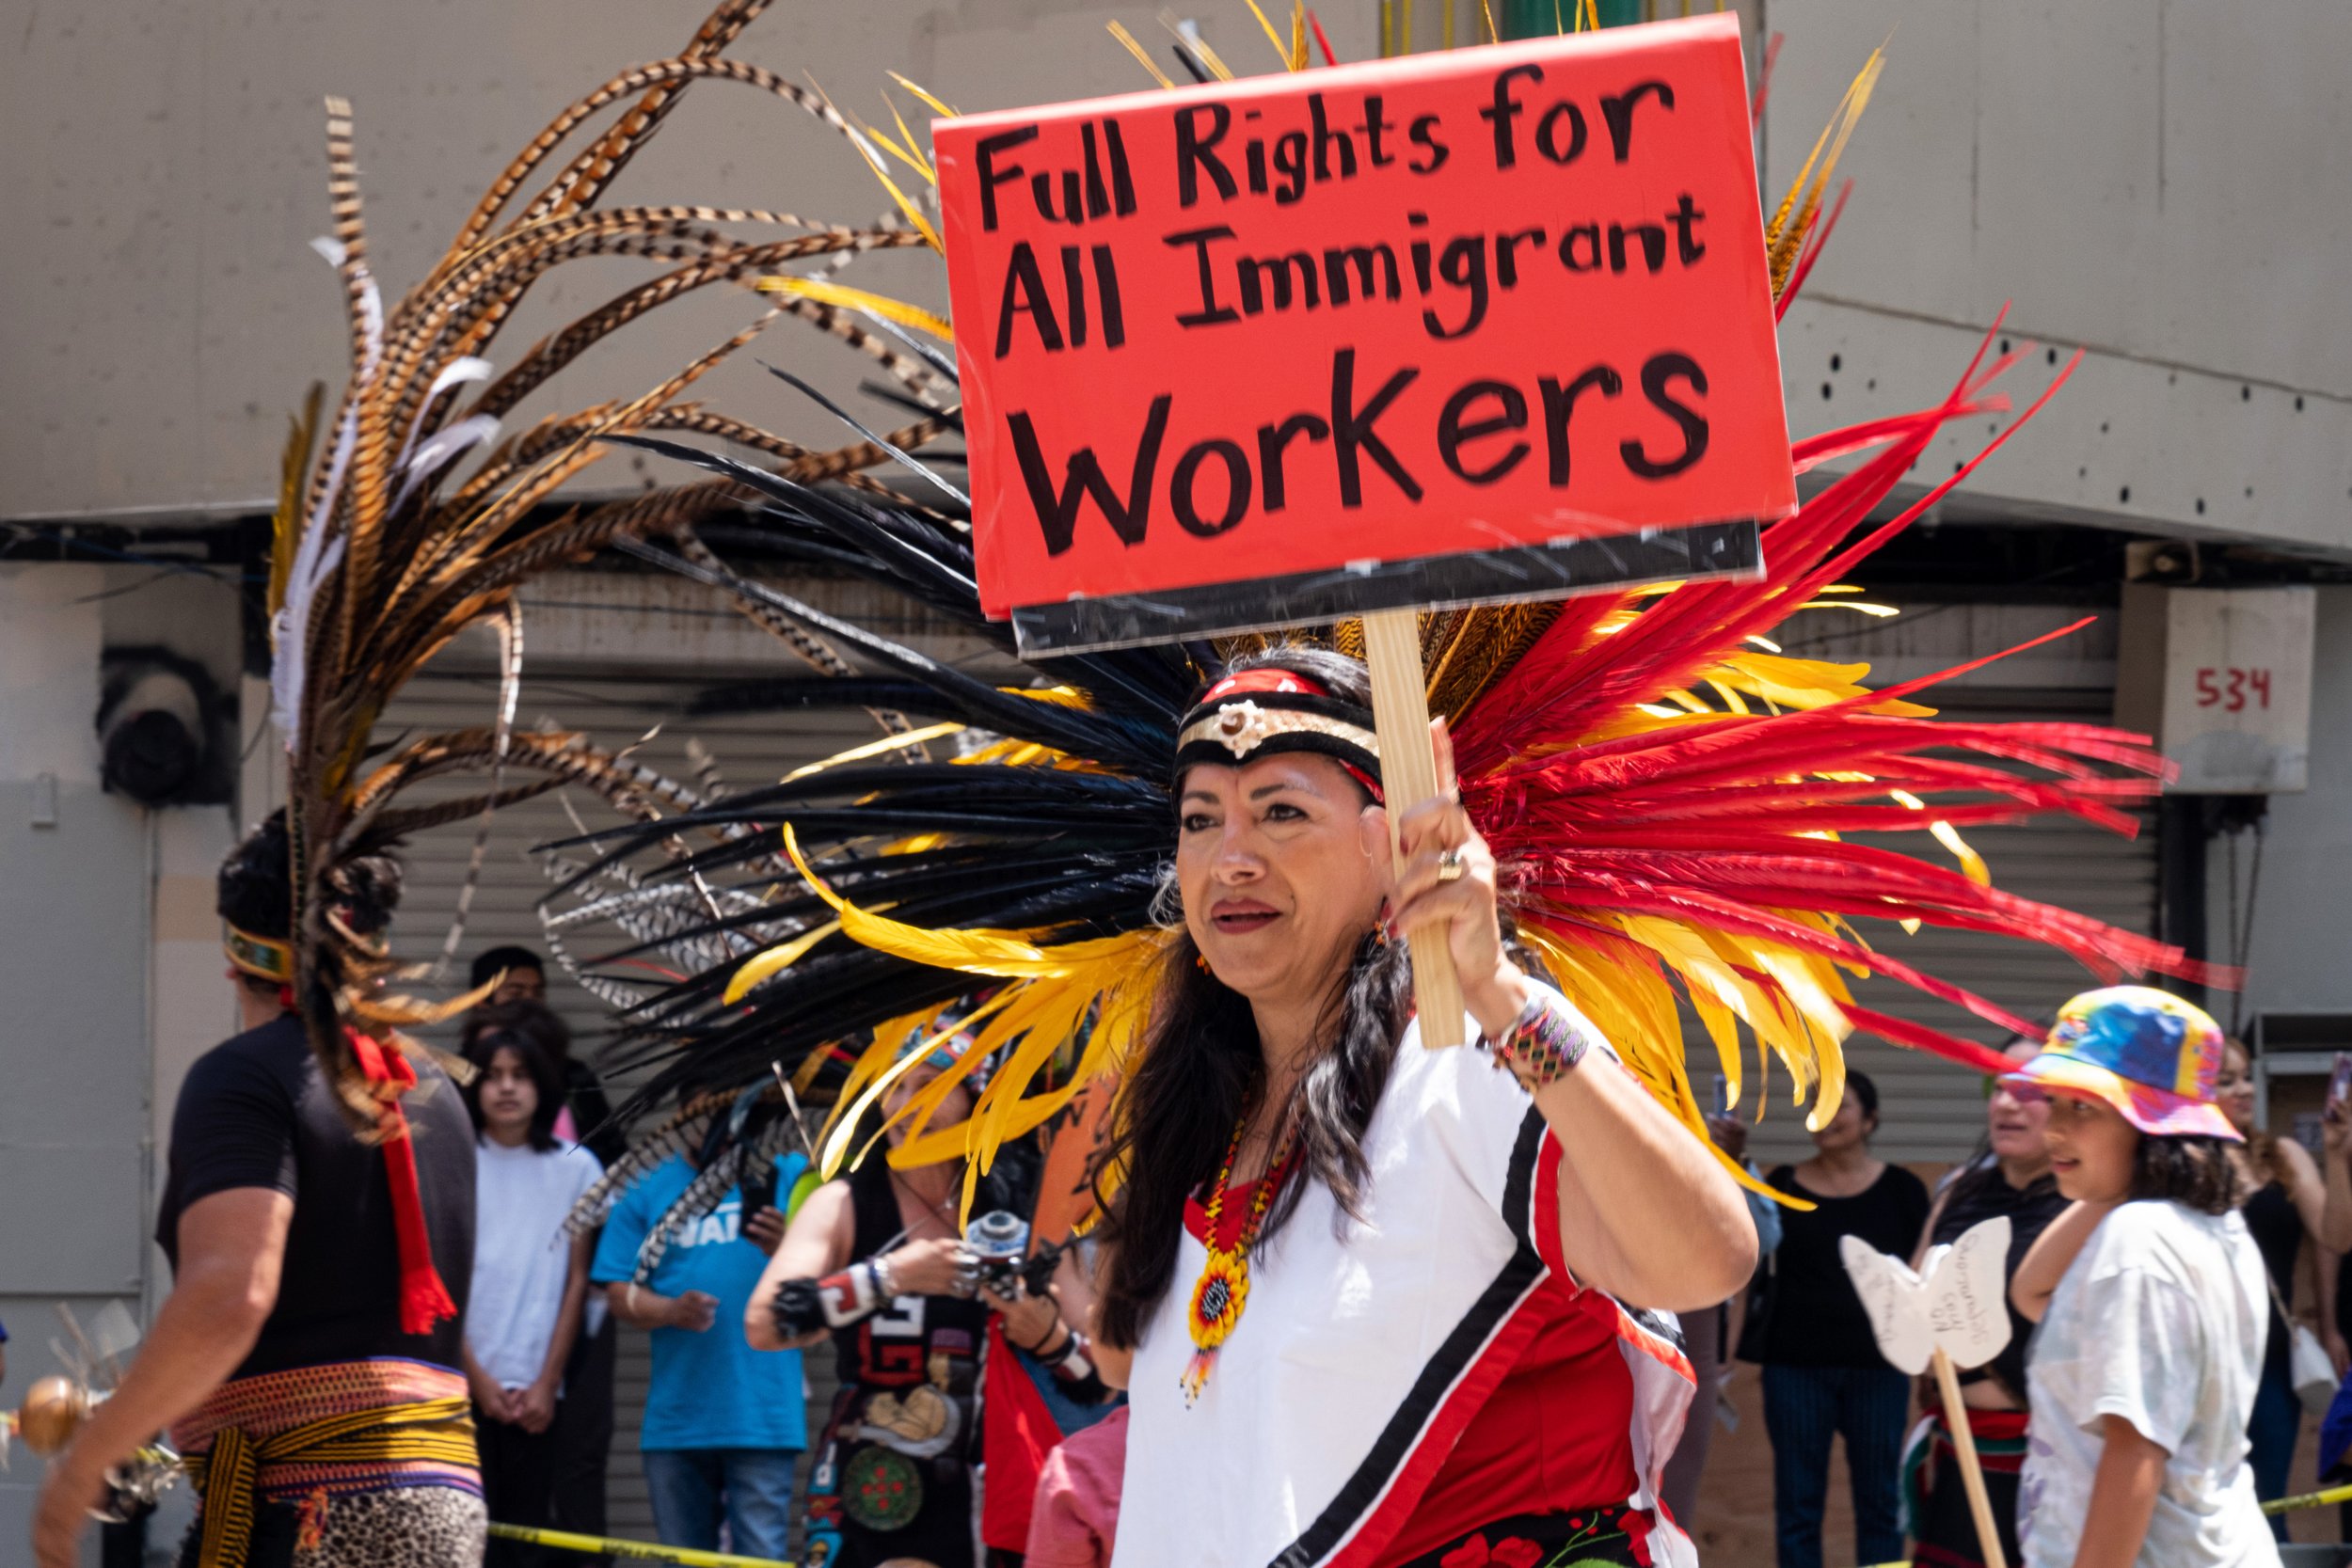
[936,15,1792,651]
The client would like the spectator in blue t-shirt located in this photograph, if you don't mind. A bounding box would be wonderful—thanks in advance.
[594,1150,808,1558]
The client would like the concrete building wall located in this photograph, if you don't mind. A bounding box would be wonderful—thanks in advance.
[1764,0,2352,558]
[8,2,2344,550]
[0,566,153,1558]
[2225,585,2352,1015]
[0,0,1376,524]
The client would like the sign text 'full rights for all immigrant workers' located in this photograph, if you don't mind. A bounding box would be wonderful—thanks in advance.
[935,15,1795,626]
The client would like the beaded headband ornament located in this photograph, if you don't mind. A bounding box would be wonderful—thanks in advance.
[224,924,295,983]
[1172,669,1383,800]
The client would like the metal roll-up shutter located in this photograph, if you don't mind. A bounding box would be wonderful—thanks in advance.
[375,666,880,1060]
[1745,685,2159,1169]
[374,660,885,1542]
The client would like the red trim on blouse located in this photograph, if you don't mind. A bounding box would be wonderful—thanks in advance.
[1174,1132,1642,1568]
[1349,1131,1639,1568]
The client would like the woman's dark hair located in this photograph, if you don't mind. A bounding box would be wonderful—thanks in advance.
[1096,647,1410,1351]
[2130,1133,2245,1215]
[1844,1069,1880,1127]
[462,998,573,1065]
[217,813,295,938]
[2218,1037,2282,1186]
[461,1028,566,1152]
[469,944,546,992]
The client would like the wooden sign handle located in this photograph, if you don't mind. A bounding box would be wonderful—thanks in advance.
[1362,609,1467,1050]
[1930,1346,2010,1568]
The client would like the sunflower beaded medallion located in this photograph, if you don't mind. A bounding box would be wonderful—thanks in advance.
[1180,1114,1297,1404]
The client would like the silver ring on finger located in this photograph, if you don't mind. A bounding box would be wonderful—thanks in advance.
[1436,847,1466,883]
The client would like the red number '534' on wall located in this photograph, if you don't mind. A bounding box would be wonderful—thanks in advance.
[2194,667,2272,711]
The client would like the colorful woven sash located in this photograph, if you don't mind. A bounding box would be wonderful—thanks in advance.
[175,1359,478,1568]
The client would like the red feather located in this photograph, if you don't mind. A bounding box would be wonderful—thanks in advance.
[1454,325,2226,1098]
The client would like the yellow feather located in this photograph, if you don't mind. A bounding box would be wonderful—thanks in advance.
[1808,1022,1849,1132]
[820,1037,931,1179]
[831,997,1011,1178]
[782,721,963,782]
[786,825,1028,962]
[787,825,1160,980]
[1765,47,1884,296]
[1105,21,1178,89]
[1242,0,1291,65]
[1525,925,1807,1208]
[858,119,936,188]
[758,277,953,342]
[815,1011,931,1158]
[1709,652,1934,717]
[833,121,943,250]
[886,71,960,119]
[1931,819,1994,886]
[1891,789,1993,885]
[866,992,1021,1158]
[723,919,843,1006]
[884,97,937,184]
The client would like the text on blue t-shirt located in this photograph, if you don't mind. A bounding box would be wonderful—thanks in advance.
[590,1152,808,1452]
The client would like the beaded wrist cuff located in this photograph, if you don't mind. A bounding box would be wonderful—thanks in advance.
[1477,993,1590,1088]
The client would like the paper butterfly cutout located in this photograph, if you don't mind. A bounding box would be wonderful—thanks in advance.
[1838,1214,2013,1375]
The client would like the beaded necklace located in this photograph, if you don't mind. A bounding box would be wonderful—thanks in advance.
[1180,1112,1298,1404]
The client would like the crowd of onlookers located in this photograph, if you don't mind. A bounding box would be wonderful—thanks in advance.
[1664,1011,2352,1568]
[453,949,2347,1568]
[453,945,1126,1568]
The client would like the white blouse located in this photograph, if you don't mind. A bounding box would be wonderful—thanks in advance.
[1110,988,1696,1568]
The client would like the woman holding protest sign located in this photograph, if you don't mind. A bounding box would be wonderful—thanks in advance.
[1083,648,1756,1568]
[534,19,2229,1568]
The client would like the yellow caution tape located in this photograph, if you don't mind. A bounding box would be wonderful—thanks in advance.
[486,1523,792,1567]
[2261,1480,2352,1516]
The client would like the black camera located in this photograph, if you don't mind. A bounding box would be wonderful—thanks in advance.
[739,1162,778,1222]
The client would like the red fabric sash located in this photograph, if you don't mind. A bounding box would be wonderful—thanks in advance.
[346,1030,458,1337]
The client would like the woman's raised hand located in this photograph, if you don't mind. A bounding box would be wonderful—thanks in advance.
[1385,717,1523,1032]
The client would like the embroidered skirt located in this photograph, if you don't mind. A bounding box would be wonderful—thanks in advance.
[1389,1508,1667,1568]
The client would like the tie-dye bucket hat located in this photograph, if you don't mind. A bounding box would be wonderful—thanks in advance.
[2002,985,2239,1141]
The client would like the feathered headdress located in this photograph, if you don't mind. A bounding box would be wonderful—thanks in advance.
[540,15,2223,1234]
[263,0,967,1124]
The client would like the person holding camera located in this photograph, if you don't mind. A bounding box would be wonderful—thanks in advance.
[750,1034,1075,1568]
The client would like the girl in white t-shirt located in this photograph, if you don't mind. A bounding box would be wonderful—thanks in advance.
[2005,987,2280,1568]
[461,1027,603,1564]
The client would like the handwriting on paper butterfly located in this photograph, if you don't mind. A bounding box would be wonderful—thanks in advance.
[1838,1215,2012,1375]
